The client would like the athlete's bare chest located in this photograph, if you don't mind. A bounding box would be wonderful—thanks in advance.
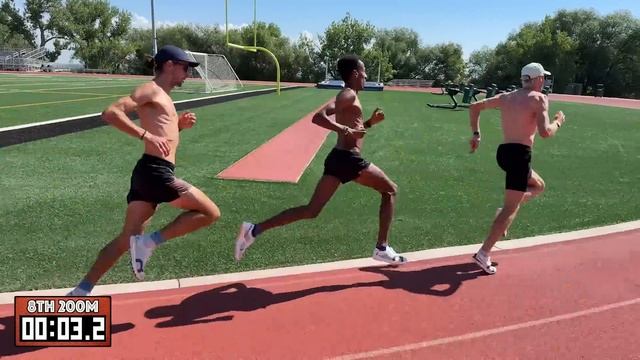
[148,94,179,124]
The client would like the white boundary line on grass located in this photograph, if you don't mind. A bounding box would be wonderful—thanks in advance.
[1,220,638,305]
[0,87,283,132]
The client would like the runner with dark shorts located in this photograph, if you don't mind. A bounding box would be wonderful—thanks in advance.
[323,148,370,184]
[234,55,408,265]
[468,62,567,274]
[67,45,221,296]
[127,154,193,205]
[496,143,532,192]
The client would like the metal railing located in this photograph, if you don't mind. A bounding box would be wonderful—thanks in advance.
[0,47,47,71]
[387,79,435,88]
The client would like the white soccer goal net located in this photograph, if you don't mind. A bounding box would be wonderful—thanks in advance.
[178,51,243,93]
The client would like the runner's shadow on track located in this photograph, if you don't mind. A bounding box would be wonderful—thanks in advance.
[144,282,357,328]
[357,262,489,297]
[145,262,488,328]
[0,316,135,356]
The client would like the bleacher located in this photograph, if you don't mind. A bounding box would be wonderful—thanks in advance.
[0,47,47,71]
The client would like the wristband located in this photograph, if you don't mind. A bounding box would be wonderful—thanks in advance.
[140,130,147,140]
[473,131,480,136]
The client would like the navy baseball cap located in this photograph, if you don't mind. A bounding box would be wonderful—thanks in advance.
[154,45,199,67]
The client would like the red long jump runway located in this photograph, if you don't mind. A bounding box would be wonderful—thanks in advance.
[216,99,334,183]
[546,93,640,110]
[1,229,639,359]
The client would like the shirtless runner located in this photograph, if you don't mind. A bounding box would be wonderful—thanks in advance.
[67,45,221,296]
[469,62,566,274]
[234,55,407,265]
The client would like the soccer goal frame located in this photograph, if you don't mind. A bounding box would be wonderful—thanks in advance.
[179,51,243,94]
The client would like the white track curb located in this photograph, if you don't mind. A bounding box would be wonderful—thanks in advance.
[1,220,638,305]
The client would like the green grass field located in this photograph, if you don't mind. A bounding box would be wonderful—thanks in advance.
[0,73,270,127]
[1,83,638,292]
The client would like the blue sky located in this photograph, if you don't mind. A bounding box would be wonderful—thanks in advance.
[13,0,640,63]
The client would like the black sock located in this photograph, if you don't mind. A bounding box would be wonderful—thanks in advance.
[251,224,261,237]
[376,244,387,251]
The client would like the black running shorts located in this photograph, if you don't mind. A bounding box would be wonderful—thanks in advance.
[126,154,192,206]
[323,148,371,184]
[496,143,532,192]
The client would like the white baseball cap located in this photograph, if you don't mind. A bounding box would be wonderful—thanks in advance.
[521,62,551,80]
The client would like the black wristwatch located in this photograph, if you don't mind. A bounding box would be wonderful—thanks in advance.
[473,131,480,136]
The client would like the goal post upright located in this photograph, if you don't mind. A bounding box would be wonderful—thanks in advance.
[225,0,281,94]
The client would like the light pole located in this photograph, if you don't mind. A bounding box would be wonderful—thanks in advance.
[151,0,158,55]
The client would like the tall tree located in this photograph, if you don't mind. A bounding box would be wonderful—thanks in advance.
[361,48,393,82]
[231,22,290,81]
[0,0,36,47]
[466,46,495,85]
[418,43,465,85]
[0,23,30,48]
[55,0,132,71]
[289,33,324,82]
[0,0,67,61]
[477,9,640,97]
[318,13,375,78]
[371,27,420,79]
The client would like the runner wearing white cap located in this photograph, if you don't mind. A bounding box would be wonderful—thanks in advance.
[467,62,566,274]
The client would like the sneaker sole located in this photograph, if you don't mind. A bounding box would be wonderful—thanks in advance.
[235,224,248,261]
[372,255,409,265]
[129,236,144,281]
[234,243,244,261]
[472,254,497,275]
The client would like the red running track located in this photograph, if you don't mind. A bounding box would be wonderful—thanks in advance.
[1,229,639,359]
[215,99,333,183]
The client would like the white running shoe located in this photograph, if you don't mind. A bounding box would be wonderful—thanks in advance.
[130,235,154,281]
[235,222,256,261]
[66,288,89,296]
[372,246,408,265]
[472,251,497,275]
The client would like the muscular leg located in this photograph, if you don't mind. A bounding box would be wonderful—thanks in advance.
[497,169,545,238]
[255,175,341,234]
[523,169,545,203]
[482,190,526,254]
[475,146,540,273]
[80,201,156,286]
[160,186,221,240]
[128,186,221,281]
[353,164,398,247]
